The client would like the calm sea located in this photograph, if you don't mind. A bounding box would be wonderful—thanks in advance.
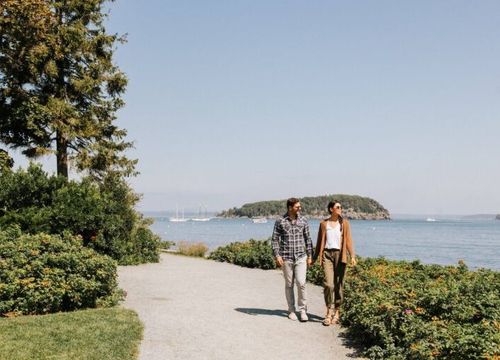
[144,212,500,271]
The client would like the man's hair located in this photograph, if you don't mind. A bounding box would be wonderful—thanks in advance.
[287,197,300,209]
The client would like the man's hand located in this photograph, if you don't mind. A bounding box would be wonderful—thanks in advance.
[275,256,284,268]
[307,256,312,267]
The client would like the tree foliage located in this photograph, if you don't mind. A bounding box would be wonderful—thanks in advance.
[0,164,160,264]
[0,0,136,179]
[0,149,13,173]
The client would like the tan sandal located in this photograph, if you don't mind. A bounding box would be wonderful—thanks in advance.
[322,309,333,326]
[331,309,340,324]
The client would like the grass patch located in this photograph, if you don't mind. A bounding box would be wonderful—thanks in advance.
[177,241,208,257]
[0,307,142,360]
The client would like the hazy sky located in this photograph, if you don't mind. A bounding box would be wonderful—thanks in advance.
[10,1,500,214]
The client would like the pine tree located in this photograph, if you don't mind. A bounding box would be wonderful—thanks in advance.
[0,149,13,173]
[0,0,136,179]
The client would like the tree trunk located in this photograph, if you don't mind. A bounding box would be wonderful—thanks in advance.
[56,131,68,178]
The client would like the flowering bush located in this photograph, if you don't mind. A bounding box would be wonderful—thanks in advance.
[209,240,499,359]
[0,227,121,316]
[341,257,500,359]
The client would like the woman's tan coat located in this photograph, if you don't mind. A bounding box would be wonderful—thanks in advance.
[313,218,355,265]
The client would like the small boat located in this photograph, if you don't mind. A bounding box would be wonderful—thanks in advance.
[252,217,268,224]
[170,207,188,222]
[191,205,211,222]
[426,218,437,222]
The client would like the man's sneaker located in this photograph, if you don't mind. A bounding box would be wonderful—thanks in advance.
[288,312,297,321]
[300,310,309,322]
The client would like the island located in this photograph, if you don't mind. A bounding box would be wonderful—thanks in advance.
[496,214,500,220]
[218,194,390,220]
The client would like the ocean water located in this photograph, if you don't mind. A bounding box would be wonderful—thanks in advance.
[145,212,500,270]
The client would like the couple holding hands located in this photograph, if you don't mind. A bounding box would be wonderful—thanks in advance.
[271,197,356,326]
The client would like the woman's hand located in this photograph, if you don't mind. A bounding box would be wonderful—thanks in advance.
[350,256,357,266]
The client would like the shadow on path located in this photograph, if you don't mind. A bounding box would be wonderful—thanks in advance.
[235,308,323,323]
[338,331,367,358]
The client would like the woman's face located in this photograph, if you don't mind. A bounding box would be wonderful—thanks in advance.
[330,203,342,216]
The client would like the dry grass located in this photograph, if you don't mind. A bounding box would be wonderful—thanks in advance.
[177,241,208,257]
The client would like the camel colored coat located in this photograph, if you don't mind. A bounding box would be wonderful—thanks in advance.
[313,218,355,265]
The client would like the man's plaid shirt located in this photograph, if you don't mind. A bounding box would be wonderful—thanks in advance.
[272,214,313,261]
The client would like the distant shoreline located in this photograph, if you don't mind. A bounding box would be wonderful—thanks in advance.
[218,214,391,221]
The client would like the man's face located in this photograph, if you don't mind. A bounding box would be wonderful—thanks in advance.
[288,202,301,216]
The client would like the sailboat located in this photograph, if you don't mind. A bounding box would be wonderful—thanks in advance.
[191,205,211,222]
[169,206,188,222]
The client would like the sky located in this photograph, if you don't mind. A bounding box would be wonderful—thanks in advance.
[10,0,500,214]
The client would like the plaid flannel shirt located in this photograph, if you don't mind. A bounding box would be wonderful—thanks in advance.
[272,214,313,261]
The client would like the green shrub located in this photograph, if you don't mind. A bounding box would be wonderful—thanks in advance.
[341,257,500,359]
[177,241,208,257]
[209,239,276,269]
[160,240,176,250]
[0,228,120,316]
[306,262,324,285]
[0,164,160,264]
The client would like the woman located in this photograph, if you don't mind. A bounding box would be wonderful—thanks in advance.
[313,200,356,326]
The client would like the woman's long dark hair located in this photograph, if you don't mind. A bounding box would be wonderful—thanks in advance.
[327,200,343,232]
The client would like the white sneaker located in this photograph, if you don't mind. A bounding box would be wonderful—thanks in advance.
[288,312,297,321]
[300,310,308,322]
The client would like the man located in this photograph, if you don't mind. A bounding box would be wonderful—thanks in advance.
[272,197,313,322]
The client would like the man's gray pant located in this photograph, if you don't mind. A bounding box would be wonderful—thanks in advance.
[282,255,307,312]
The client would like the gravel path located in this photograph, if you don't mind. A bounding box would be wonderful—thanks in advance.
[118,253,363,360]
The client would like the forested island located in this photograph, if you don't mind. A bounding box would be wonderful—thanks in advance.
[218,194,390,220]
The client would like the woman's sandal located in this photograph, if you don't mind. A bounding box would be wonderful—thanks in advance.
[322,309,334,326]
[331,311,340,324]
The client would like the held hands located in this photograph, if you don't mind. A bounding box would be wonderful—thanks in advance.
[307,256,312,267]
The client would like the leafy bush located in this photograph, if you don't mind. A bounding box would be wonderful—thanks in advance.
[209,239,276,269]
[177,241,208,257]
[0,227,121,316]
[160,240,176,250]
[341,257,500,359]
[306,262,324,285]
[0,164,160,264]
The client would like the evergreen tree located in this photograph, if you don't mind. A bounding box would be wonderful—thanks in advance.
[0,149,13,173]
[0,0,136,179]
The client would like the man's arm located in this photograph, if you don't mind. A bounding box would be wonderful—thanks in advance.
[304,221,313,266]
[271,220,283,267]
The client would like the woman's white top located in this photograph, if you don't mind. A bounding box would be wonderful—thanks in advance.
[325,221,342,250]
